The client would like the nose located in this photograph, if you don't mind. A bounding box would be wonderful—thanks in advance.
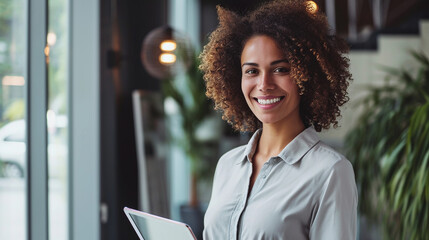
[258,72,275,91]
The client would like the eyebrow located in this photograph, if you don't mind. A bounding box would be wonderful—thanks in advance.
[241,59,289,67]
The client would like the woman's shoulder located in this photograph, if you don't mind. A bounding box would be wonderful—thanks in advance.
[304,140,355,177]
[217,144,247,166]
[210,144,248,184]
[302,142,356,199]
[311,141,349,162]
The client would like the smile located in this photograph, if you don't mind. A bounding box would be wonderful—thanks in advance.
[256,97,283,105]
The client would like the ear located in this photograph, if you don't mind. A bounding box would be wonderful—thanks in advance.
[216,5,241,27]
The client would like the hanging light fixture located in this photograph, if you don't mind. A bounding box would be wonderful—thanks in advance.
[306,1,319,14]
[141,26,193,80]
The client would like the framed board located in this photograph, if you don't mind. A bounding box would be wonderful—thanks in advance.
[132,90,169,218]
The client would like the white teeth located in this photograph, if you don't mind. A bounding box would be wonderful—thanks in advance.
[257,97,281,105]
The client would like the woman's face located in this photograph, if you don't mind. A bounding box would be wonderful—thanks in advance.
[241,35,302,126]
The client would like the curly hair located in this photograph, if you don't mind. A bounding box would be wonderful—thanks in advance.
[199,0,352,132]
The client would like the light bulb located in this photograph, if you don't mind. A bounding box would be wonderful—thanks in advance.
[306,1,318,14]
[159,53,176,64]
[44,46,50,56]
[47,32,57,46]
[160,40,177,51]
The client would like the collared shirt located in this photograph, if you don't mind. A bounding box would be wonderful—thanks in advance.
[203,127,358,240]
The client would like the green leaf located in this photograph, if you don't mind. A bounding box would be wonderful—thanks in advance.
[410,50,429,66]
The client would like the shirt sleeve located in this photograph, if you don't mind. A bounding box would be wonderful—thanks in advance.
[309,160,358,240]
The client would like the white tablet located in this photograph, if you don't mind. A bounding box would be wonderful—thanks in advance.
[123,207,197,240]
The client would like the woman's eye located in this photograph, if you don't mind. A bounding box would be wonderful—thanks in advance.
[245,69,258,74]
[274,67,290,73]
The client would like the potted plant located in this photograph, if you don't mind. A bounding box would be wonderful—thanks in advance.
[345,51,429,240]
[162,52,221,239]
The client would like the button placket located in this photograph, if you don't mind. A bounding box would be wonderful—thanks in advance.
[231,161,253,240]
[252,160,274,195]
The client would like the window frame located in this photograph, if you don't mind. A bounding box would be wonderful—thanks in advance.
[26,0,100,239]
[27,0,49,239]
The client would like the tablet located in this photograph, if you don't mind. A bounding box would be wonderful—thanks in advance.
[123,207,197,240]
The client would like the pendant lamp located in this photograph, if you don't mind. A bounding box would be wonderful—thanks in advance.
[141,26,193,80]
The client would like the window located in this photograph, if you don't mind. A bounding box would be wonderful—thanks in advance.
[47,0,69,239]
[0,0,28,239]
[1,0,99,239]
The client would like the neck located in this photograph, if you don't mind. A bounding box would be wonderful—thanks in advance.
[257,117,306,158]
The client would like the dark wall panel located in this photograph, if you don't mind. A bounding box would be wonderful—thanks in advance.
[100,0,166,239]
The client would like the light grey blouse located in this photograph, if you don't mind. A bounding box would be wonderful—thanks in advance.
[203,127,358,240]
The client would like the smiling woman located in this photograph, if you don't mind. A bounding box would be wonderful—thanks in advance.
[200,0,351,133]
[199,1,356,239]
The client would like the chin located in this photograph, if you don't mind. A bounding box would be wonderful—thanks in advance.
[256,117,281,125]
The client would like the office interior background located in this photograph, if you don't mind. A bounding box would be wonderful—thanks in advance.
[0,0,428,239]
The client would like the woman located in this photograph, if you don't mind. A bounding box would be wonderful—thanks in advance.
[199,0,357,239]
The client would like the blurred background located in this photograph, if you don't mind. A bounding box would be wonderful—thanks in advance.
[0,0,428,239]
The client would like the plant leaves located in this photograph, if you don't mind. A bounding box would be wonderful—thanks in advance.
[345,52,429,239]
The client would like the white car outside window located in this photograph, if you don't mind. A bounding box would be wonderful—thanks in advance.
[0,119,67,178]
[0,120,26,177]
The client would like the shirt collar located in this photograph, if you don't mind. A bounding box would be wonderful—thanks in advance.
[240,129,262,164]
[237,127,320,165]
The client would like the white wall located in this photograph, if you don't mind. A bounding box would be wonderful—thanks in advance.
[421,21,429,56]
